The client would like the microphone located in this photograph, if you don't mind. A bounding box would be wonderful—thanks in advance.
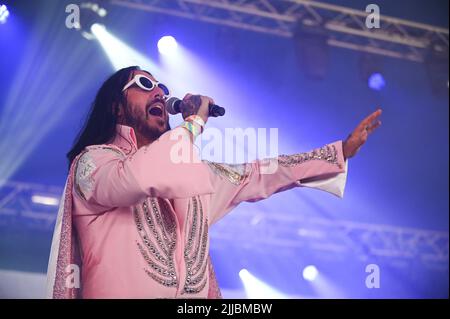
[166,97,226,117]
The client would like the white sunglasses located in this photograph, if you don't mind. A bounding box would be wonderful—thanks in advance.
[122,74,170,97]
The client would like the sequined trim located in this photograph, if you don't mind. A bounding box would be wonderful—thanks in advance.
[86,145,125,157]
[134,196,210,294]
[53,154,83,299]
[207,256,222,299]
[74,146,125,200]
[278,144,339,167]
[182,197,209,295]
[204,161,249,186]
[74,151,96,201]
[134,199,178,288]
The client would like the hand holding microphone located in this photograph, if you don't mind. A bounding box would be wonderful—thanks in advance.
[166,94,225,124]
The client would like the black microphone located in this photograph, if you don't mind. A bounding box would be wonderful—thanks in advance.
[166,97,225,117]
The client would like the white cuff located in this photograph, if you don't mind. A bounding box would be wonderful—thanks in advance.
[296,160,348,198]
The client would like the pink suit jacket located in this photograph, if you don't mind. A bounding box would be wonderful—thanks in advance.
[47,124,348,299]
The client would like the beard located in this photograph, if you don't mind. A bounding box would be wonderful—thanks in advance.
[123,103,171,141]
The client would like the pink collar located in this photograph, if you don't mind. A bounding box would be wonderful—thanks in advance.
[110,125,138,154]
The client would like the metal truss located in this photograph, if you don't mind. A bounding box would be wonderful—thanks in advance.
[108,0,449,63]
[0,181,62,230]
[210,210,449,268]
[1,180,448,267]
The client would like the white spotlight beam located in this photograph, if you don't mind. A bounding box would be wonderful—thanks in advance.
[239,269,287,299]
[307,272,346,299]
[91,24,161,73]
[0,3,105,185]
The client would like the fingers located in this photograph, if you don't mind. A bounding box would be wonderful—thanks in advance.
[183,94,214,106]
[367,120,381,134]
[198,95,214,106]
[181,94,214,122]
[183,93,192,101]
[361,129,368,141]
[347,108,382,158]
[367,108,382,122]
[205,96,215,106]
[358,108,382,132]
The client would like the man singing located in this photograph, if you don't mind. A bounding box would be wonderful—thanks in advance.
[47,66,382,299]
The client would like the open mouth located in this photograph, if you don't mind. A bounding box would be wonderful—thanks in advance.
[147,104,164,117]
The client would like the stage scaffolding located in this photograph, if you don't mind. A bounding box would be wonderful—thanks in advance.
[108,0,449,63]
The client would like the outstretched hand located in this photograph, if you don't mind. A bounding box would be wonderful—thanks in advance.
[343,109,382,159]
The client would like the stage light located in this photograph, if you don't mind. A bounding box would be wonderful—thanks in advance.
[302,265,319,282]
[359,53,385,91]
[0,4,10,24]
[97,8,107,17]
[239,268,249,277]
[368,73,386,91]
[78,2,108,40]
[158,36,178,56]
[31,195,60,206]
[239,268,287,298]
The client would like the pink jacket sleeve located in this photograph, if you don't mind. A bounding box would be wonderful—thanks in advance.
[73,127,214,211]
[205,140,348,225]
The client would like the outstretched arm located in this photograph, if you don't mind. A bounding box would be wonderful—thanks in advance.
[206,109,382,225]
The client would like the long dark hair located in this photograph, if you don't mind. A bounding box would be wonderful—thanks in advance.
[66,66,140,168]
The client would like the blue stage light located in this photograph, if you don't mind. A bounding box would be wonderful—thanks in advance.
[368,73,386,91]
